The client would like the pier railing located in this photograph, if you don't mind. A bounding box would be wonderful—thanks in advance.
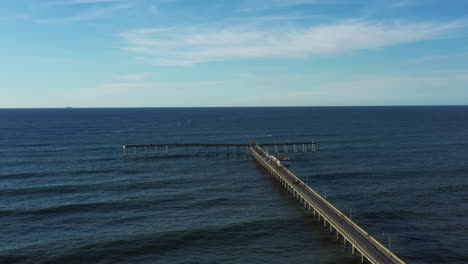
[122,142,317,156]
[121,141,406,263]
[250,145,405,264]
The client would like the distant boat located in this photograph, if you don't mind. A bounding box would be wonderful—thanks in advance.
[66,106,72,109]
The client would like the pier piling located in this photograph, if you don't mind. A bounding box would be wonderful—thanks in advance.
[249,144,405,264]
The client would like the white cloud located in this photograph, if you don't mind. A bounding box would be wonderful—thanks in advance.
[391,1,412,7]
[116,72,152,81]
[227,14,324,22]
[48,0,124,5]
[119,19,466,66]
[239,0,333,12]
[0,14,28,23]
[58,78,230,107]
[408,52,468,64]
[233,72,468,106]
[38,3,131,24]
[409,55,450,63]
[151,5,158,15]
[72,71,467,107]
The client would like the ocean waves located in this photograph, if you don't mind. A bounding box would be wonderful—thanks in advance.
[1,107,467,264]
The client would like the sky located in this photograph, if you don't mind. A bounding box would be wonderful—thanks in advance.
[1,0,468,107]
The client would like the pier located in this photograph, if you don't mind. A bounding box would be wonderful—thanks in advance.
[250,144,406,264]
[122,141,406,263]
[122,142,317,156]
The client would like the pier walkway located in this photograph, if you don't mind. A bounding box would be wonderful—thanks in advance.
[122,141,406,263]
[123,142,316,155]
[250,145,406,264]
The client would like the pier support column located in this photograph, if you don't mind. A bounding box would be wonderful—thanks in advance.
[344,238,347,248]
[165,145,169,154]
[134,147,137,155]
[284,145,288,154]
[274,145,278,153]
[123,146,126,156]
[312,143,316,152]
[144,146,148,155]
[352,245,355,255]
[361,253,364,264]
[294,144,297,152]
[155,146,158,154]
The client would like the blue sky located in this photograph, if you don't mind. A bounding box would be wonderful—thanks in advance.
[1,0,468,107]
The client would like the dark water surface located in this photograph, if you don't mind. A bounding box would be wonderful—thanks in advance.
[0,107,467,264]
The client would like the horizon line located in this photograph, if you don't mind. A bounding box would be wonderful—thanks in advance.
[1,104,468,109]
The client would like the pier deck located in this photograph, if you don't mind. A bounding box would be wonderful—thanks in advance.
[122,141,406,263]
[250,145,405,264]
[123,142,316,155]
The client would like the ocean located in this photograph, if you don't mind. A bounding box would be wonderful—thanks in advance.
[0,106,467,264]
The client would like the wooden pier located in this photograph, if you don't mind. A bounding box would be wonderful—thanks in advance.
[250,144,406,264]
[122,142,317,156]
[122,141,406,263]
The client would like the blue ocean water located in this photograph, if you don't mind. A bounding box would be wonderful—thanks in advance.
[0,106,467,264]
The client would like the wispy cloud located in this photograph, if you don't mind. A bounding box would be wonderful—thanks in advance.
[79,71,467,107]
[409,55,450,63]
[391,1,413,7]
[120,19,466,66]
[149,0,175,16]
[239,0,333,12]
[48,0,124,5]
[233,71,468,106]
[228,14,323,22]
[0,14,28,24]
[116,72,153,81]
[61,78,229,107]
[150,5,158,15]
[38,3,131,24]
[408,53,468,64]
